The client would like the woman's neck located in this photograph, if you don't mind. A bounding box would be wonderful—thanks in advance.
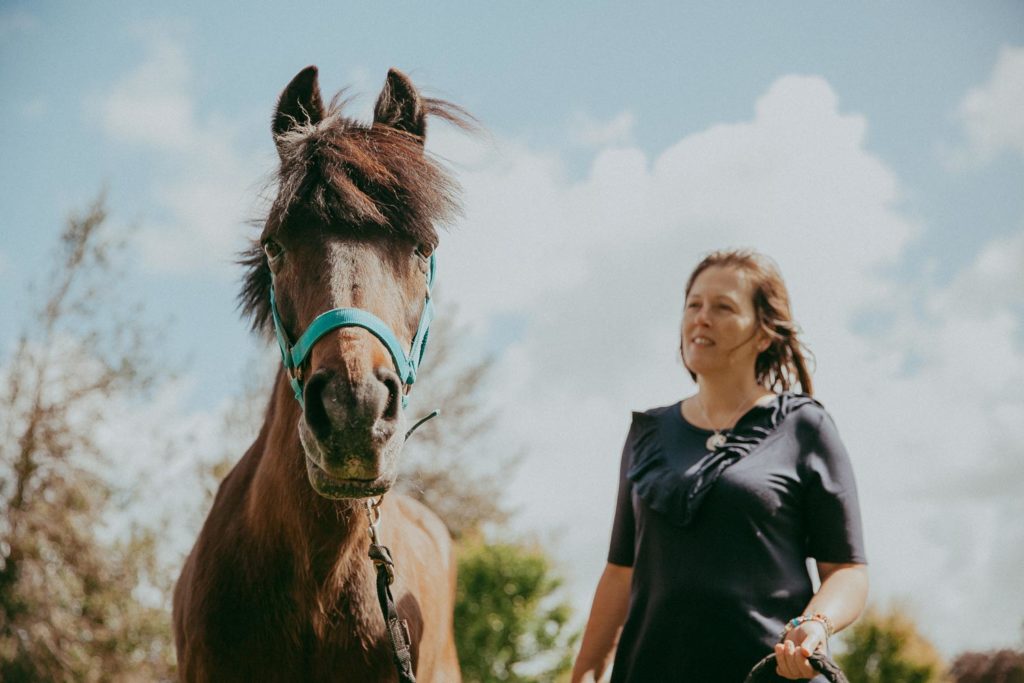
[694,372,772,422]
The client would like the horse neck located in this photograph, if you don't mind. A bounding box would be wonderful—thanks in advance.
[248,370,375,598]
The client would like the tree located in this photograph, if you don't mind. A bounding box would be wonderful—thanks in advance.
[395,300,515,540]
[455,540,578,683]
[949,649,1024,683]
[835,604,947,683]
[0,197,175,681]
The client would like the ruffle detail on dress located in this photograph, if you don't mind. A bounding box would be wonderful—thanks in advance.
[624,411,691,524]
[627,393,821,527]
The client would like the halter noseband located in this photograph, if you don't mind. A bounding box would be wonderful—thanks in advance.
[269,253,436,409]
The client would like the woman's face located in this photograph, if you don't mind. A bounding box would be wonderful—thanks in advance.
[681,265,767,380]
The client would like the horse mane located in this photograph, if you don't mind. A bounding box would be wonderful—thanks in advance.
[239,93,471,337]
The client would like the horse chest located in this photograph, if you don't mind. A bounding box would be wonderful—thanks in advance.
[198,578,401,681]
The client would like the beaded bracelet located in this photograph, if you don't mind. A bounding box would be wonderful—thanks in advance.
[782,613,834,640]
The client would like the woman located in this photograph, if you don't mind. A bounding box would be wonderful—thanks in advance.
[572,250,868,682]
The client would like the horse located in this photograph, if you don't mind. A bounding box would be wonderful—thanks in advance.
[173,65,467,682]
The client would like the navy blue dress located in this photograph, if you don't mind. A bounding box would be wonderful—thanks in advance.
[607,393,866,682]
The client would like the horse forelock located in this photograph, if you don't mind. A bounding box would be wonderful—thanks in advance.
[271,97,461,238]
[239,95,466,338]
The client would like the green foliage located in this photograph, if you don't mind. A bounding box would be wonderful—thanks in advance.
[455,540,579,683]
[836,604,947,683]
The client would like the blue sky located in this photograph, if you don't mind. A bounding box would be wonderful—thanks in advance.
[3,1,1023,657]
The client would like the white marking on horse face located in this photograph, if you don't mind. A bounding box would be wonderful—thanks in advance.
[326,240,391,311]
[327,240,357,309]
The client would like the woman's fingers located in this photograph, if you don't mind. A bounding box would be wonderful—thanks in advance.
[775,642,797,678]
[774,620,828,678]
[775,639,817,680]
[774,643,788,677]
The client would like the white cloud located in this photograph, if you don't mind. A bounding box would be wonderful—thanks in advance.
[824,236,1024,649]
[429,74,1024,656]
[98,36,194,151]
[569,110,636,148]
[951,45,1024,165]
[91,32,266,274]
[932,229,1024,320]
[434,75,909,384]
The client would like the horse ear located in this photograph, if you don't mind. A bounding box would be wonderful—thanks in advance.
[273,65,325,144]
[373,68,425,141]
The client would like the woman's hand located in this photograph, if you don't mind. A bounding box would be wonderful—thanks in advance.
[774,620,828,680]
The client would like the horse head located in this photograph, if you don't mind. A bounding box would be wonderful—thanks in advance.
[241,66,461,500]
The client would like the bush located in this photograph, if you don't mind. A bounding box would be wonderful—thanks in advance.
[836,604,946,683]
[455,540,578,682]
[950,649,1024,683]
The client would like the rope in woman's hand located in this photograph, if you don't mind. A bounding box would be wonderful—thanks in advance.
[743,650,848,683]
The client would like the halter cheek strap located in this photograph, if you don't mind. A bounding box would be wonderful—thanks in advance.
[270,253,436,409]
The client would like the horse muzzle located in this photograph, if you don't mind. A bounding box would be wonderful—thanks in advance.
[297,367,404,499]
[302,451,397,499]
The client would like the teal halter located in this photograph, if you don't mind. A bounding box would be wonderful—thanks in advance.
[269,253,436,409]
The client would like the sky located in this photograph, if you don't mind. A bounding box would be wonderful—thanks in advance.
[3,0,1024,659]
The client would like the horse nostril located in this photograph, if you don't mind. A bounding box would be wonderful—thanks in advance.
[377,368,402,422]
[303,369,335,440]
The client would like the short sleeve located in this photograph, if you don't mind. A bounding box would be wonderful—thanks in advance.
[607,426,637,567]
[802,411,868,564]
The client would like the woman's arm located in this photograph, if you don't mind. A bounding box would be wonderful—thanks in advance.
[775,562,869,680]
[571,563,633,683]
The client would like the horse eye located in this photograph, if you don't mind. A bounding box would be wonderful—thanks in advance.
[263,239,284,263]
[415,243,434,260]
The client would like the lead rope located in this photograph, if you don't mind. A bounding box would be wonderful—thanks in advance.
[403,410,438,441]
[743,650,848,683]
[364,496,417,683]
[360,410,440,683]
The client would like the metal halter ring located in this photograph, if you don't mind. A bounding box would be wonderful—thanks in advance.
[364,497,384,542]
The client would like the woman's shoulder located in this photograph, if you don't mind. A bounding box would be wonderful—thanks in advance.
[632,401,680,420]
[780,391,827,419]
[624,401,679,442]
[629,400,682,429]
[773,392,841,442]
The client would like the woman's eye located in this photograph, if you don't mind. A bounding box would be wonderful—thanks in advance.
[263,239,284,262]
